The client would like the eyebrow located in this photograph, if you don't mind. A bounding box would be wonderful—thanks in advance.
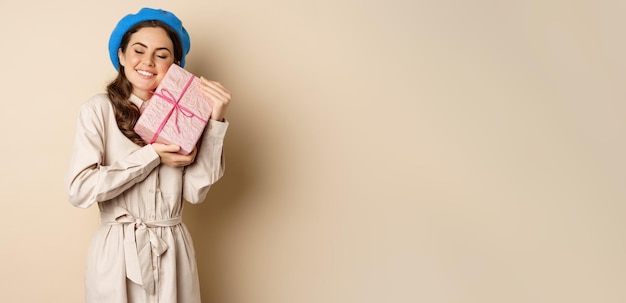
[131,42,172,53]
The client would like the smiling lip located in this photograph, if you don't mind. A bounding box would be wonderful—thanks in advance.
[137,69,155,78]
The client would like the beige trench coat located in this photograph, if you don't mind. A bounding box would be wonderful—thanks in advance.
[65,93,227,303]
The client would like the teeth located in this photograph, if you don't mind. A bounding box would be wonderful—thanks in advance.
[137,70,154,76]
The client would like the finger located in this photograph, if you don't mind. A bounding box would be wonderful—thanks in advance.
[179,154,196,166]
[200,76,223,88]
[207,80,227,91]
[188,147,198,158]
[208,82,230,98]
[153,143,181,153]
[164,144,182,152]
[201,85,230,101]
[200,78,231,99]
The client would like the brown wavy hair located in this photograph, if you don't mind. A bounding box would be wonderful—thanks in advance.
[106,20,184,146]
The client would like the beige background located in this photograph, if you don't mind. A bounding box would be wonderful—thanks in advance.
[1,0,625,302]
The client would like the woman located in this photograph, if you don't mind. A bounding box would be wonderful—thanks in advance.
[65,7,230,302]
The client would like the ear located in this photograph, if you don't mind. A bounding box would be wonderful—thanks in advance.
[118,48,126,67]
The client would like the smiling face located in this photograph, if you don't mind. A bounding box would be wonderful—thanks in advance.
[118,26,175,100]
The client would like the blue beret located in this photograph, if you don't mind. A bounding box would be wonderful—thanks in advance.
[108,8,191,70]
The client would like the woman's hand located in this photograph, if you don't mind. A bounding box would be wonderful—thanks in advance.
[152,143,197,168]
[199,77,231,121]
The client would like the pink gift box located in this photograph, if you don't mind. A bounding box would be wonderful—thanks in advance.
[134,64,212,155]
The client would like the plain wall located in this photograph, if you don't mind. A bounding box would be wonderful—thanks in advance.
[1,0,625,302]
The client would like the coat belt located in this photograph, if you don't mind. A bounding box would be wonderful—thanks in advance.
[102,207,182,294]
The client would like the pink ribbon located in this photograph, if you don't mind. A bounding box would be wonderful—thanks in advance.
[149,76,208,144]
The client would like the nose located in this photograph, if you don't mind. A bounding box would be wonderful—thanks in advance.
[142,54,155,67]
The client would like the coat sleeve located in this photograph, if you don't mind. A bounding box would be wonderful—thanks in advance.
[182,119,228,204]
[64,100,161,209]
